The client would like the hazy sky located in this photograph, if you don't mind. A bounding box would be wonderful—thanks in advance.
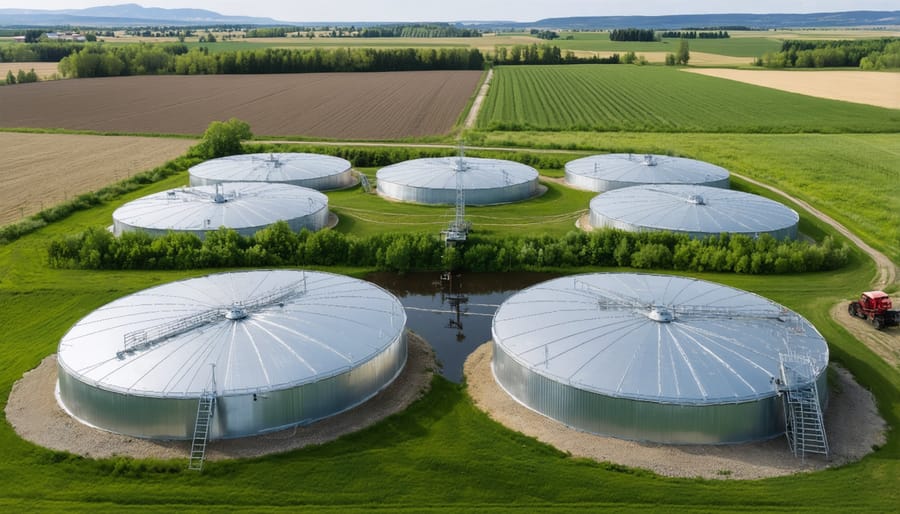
[10,1,898,22]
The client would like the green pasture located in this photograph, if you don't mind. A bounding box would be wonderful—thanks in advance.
[0,150,898,510]
[476,65,900,133]
[556,32,782,57]
[468,132,900,265]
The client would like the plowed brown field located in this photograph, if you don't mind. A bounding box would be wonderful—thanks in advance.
[0,71,482,139]
[0,133,194,225]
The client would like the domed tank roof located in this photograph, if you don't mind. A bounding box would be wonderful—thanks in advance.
[376,156,539,205]
[492,273,827,405]
[565,153,730,192]
[112,182,328,237]
[588,184,799,239]
[189,153,353,190]
[57,270,406,398]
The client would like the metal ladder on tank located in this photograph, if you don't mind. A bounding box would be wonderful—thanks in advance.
[778,352,829,460]
[188,364,217,471]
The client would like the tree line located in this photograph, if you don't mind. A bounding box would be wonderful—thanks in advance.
[756,38,900,69]
[490,44,620,65]
[359,24,481,38]
[609,29,658,42]
[660,30,729,39]
[48,224,849,275]
[57,45,486,77]
[0,41,86,62]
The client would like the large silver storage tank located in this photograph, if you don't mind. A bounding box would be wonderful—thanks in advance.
[565,153,730,192]
[112,182,329,239]
[189,153,354,191]
[491,273,828,444]
[56,270,407,440]
[376,156,539,205]
[588,184,799,240]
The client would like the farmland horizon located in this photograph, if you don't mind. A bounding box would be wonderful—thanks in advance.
[4,1,898,24]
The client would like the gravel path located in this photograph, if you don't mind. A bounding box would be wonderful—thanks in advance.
[465,342,886,480]
[464,68,493,129]
[5,332,434,461]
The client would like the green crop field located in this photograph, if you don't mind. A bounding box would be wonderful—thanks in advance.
[476,65,900,133]
[556,32,782,57]
[0,155,898,510]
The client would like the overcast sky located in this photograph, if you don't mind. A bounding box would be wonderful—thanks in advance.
[10,1,898,22]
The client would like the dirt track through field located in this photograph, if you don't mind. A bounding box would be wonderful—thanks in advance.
[0,71,482,139]
[685,69,900,109]
[0,132,194,226]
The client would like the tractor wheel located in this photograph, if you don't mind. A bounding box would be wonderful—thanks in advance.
[874,317,885,330]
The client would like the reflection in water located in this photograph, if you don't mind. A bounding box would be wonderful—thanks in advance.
[366,272,559,382]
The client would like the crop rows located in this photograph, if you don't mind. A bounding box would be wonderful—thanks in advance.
[476,65,900,133]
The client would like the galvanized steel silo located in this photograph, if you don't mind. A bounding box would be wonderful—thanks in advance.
[588,184,799,240]
[491,273,828,444]
[56,270,407,440]
[376,156,539,205]
[189,153,354,190]
[565,154,730,192]
[112,182,329,239]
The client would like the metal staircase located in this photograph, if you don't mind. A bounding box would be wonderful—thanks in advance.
[188,391,216,471]
[779,353,829,460]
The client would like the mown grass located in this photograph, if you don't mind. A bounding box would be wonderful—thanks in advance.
[0,168,898,510]
[476,65,900,133]
[466,132,900,264]
[329,168,594,238]
[556,31,782,57]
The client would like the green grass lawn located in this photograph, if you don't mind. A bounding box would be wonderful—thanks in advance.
[556,32,782,57]
[476,65,900,133]
[0,170,898,510]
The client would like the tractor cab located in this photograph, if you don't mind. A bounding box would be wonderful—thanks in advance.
[861,291,893,312]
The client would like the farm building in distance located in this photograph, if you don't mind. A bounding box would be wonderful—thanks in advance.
[376,156,539,205]
[189,153,355,191]
[565,153,730,192]
[112,182,329,239]
[56,270,408,440]
[587,184,799,240]
[491,273,829,446]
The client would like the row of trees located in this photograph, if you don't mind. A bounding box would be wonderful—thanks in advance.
[359,24,481,38]
[756,38,899,69]
[660,30,729,39]
[57,45,486,77]
[530,29,560,40]
[0,41,86,62]
[48,224,849,275]
[609,28,658,42]
[491,44,620,65]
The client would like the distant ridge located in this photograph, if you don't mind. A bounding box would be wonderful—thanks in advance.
[469,11,900,30]
[0,3,284,27]
[0,4,898,29]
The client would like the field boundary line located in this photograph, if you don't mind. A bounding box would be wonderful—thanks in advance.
[464,68,493,129]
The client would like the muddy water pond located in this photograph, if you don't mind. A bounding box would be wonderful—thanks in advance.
[366,271,559,382]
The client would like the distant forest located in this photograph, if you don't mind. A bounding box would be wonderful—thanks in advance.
[359,24,481,38]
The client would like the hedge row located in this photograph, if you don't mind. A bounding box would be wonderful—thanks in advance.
[48,222,849,274]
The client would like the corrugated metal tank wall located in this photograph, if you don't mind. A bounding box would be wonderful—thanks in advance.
[376,180,538,205]
[492,343,826,444]
[58,333,406,440]
[191,170,355,191]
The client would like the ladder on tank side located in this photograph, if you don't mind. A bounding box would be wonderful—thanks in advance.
[779,353,829,460]
[188,391,216,471]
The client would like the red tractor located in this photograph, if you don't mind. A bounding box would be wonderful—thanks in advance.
[848,291,900,330]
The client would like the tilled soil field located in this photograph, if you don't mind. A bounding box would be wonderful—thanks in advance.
[0,132,194,225]
[0,71,482,139]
